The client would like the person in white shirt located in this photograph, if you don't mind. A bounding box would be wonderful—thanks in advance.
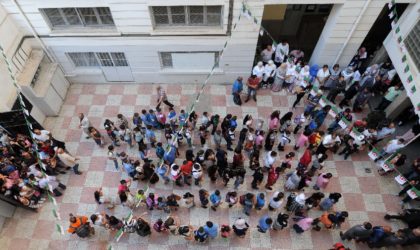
[78,113,91,139]
[268,191,284,211]
[316,132,341,155]
[284,65,297,92]
[341,67,355,84]
[262,60,276,88]
[297,65,310,88]
[263,151,277,171]
[260,44,275,65]
[274,40,289,66]
[55,147,82,175]
[313,65,330,88]
[32,129,51,142]
[252,61,264,79]
[375,138,405,162]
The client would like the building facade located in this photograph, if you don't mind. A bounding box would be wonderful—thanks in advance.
[0,0,418,124]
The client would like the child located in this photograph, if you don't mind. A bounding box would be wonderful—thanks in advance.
[294,130,311,151]
[135,189,146,207]
[182,192,195,208]
[157,197,170,213]
[280,152,295,173]
[225,191,238,208]
[185,126,193,149]
[308,154,327,176]
[255,131,265,150]
[194,227,208,243]
[201,111,210,128]
[192,163,203,186]
[170,164,183,187]
[179,109,187,128]
[157,162,170,184]
[210,190,222,211]
[199,189,209,208]
[199,125,208,148]
[293,112,309,134]
[255,193,265,210]
[277,130,291,151]
[273,213,289,230]
[107,145,119,170]
[153,218,167,233]
[146,193,157,210]
[221,225,231,238]
[265,167,281,190]
[164,124,173,142]
[145,125,156,148]
[264,130,277,151]
[155,142,164,159]
[167,107,177,131]
[313,172,333,190]
[213,130,222,149]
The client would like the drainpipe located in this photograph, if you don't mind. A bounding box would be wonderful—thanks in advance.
[333,0,372,65]
[11,0,64,73]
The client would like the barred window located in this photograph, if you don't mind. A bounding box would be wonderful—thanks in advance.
[67,52,129,68]
[159,51,220,69]
[151,6,222,27]
[67,52,99,67]
[404,20,420,71]
[41,7,115,28]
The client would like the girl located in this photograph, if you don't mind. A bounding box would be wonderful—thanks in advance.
[146,193,158,210]
[182,192,195,208]
[279,112,293,133]
[279,152,295,173]
[264,130,277,151]
[225,191,238,208]
[89,127,103,147]
[265,167,281,190]
[119,124,133,147]
[273,213,289,230]
[313,172,333,190]
[104,119,120,146]
[170,164,183,187]
[199,189,209,208]
[133,127,145,148]
[255,131,265,150]
[294,130,310,151]
[277,130,291,151]
[192,163,203,186]
[269,111,280,131]
[138,144,151,163]
[293,112,309,134]
[221,225,231,238]
[251,166,264,189]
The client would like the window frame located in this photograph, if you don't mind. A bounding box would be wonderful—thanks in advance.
[41,7,115,29]
[158,51,220,69]
[150,6,223,28]
[404,20,420,72]
[66,52,130,68]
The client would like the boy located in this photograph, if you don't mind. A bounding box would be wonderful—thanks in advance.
[107,145,119,170]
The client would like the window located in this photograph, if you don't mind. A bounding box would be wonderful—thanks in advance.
[151,6,222,27]
[67,52,99,67]
[41,7,115,28]
[159,51,220,69]
[67,52,129,68]
[404,20,420,71]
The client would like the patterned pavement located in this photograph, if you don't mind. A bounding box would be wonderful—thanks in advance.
[0,83,412,250]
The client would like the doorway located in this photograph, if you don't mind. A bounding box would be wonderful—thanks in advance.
[96,52,134,82]
[255,4,333,64]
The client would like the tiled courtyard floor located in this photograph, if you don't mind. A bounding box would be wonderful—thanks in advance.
[0,83,414,250]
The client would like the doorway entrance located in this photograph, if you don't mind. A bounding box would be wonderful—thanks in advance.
[96,52,134,82]
[255,4,333,64]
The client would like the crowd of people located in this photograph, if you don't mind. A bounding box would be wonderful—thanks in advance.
[1,42,418,248]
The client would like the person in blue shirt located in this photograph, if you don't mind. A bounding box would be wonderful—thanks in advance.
[122,158,137,180]
[255,193,265,210]
[178,110,188,128]
[146,109,159,128]
[313,105,332,128]
[155,142,165,159]
[140,109,152,127]
[163,145,176,165]
[230,116,238,130]
[203,221,219,239]
[209,190,222,211]
[145,125,156,148]
[194,226,208,242]
[257,215,273,233]
[232,77,243,95]
[167,108,177,131]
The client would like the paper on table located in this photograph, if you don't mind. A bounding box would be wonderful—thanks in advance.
[394,175,407,185]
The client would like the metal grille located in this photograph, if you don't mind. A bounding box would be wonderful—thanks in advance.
[111,53,129,66]
[96,53,114,67]
[79,8,98,25]
[404,20,420,71]
[41,7,115,28]
[43,9,65,26]
[61,8,81,25]
[97,7,114,25]
[67,52,99,67]
[151,6,222,27]
[160,52,173,68]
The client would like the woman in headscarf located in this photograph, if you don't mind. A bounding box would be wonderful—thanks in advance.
[272,63,287,92]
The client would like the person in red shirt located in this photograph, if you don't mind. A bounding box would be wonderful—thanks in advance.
[117,179,131,194]
[299,147,313,170]
[180,160,193,185]
[245,75,260,102]
[265,167,281,190]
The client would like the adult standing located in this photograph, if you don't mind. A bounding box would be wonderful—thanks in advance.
[340,222,373,242]
[232,77,243,106]
[55,147,82,175]
[260,44,275,65]
[232,218,249,237]
[272,63,287,92]
[156,86,174,109]
[252,62,264,80]
[274,40,289,66]
[245,75,259,103]
[78,113,91,139]
[262,60,276,88]
[376,84,402,111]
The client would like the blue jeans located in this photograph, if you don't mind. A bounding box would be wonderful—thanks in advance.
[112,159,119,170]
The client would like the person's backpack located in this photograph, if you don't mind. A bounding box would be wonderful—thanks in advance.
[75,224,91,238]
[136,221,151,236]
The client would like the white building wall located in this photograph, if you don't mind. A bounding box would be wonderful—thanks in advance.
[383,2,420,119]
[0,0,416,85]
